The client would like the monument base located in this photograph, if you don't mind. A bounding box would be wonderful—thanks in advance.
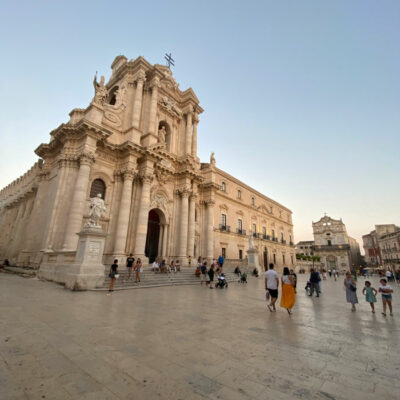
[39,227,107,291]
[246,248,261,273]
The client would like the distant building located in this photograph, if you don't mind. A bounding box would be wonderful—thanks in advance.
[312,215,361,272]
[295,240,314,256]
[362,224,400,266]
[379,230,400,270]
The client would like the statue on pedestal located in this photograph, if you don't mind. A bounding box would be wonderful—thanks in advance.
[210,152,216,165]
[249,234,255,249]
[86,194,107,228]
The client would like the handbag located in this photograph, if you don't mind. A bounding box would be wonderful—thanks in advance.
[350,284,357,292]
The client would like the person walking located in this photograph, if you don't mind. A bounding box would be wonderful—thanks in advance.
[108,259,118,293]
[290,269,297,293]
[200,261,208,286]
[344,272,358,311]
[362,281,377,313]
[309,269,320,297]
[135,258,142,283]
[265,263,279,312]
[332,268,337,281]
[218,255,224,271]
[280,267,296,315]
[379,278,393,316]
[126,253,135,280]
[208,263,215,289]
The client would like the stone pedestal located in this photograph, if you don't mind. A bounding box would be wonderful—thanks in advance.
[246,248,261,273]
[64,227,107,290]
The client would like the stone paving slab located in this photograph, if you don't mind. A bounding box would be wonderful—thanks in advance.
[0,273,399,400]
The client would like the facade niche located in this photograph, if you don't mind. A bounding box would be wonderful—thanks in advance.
[90,178,106,199]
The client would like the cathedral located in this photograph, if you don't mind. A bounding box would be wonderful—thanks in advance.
[0,55,294,285]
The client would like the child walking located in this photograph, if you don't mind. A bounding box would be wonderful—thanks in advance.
[362,281,377,313]
[379,278,393,316]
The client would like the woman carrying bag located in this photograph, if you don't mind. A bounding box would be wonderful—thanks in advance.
[108,259,119,293]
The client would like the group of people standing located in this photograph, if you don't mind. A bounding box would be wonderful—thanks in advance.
[196,255,225,289]
[108,254,143,293]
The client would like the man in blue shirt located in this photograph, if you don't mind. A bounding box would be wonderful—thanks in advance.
[309,269,320,297]
[218,255,224,269]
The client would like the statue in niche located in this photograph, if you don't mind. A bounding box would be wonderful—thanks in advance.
[86,193,107,228]
[93,73,108,106]
[210,152,216,165]
[114,86,127,108]
[158,126,167,144]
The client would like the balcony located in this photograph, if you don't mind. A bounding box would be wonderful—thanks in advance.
[290,241,294,246]
[262,234,271,241]
[281,239,286,244]
[219,224,230,232]
[253,232,260,238]
[236,228,247,235]
[272,237,278,242]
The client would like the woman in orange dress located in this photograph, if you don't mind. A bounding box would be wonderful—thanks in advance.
[280,267,296,314]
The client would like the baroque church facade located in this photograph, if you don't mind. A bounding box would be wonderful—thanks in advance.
[0,55,294,275]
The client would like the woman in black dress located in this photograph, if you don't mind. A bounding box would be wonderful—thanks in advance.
[108,259,118,293]
[208,264,215,289]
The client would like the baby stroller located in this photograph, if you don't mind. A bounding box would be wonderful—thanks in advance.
[240,272,247,284]
[305,281,311,296]
[215,274,228,289]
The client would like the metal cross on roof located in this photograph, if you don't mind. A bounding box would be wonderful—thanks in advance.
[164,53,175,69]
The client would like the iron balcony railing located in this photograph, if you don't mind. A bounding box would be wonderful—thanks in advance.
[281,239,286,244]
[236,228,246,235]
[263,234,271,240]
[219,224,231,232]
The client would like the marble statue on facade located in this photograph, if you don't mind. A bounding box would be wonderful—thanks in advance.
[86,194,107,228]
[210,152,216,165]
[158,126,166,144]
[92,74,108,106]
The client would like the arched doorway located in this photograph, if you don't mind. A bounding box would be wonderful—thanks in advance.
[145,209,165,263]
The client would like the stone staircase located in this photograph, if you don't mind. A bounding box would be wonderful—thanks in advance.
[0,265,37,278]
[94,268,241,291]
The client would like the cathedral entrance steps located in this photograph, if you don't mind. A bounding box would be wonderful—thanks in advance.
[0,265,37,278]
[94,269,240,291]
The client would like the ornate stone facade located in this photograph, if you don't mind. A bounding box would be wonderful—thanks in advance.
[0,55,294,282]
[312,215,360,272]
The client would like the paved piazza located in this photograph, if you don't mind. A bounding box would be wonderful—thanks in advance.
[1,274,399,400]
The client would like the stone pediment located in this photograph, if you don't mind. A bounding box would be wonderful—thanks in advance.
[257,204,269,214]
[219,203,229,211]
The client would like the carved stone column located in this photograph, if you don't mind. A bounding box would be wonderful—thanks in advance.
[162,224,169,258]
[191,114,198,157]
[62,152,95,251]
[206,200,215,261]
[148,77,160,136]
[133,174,152,261]
[113,170,135,256]
[185,108,193,155]
[132,72,146,129]
[178,188,190,260]
[187,193,197,258]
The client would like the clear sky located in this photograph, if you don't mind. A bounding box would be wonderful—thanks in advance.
[0,0,399,250]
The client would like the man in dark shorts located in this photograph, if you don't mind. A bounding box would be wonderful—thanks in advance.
[126,253,135,280]
[200,261,208,286]
[265,263,279,312]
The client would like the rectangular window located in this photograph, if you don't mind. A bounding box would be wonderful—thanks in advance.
[251,197,255,206]
[272,229,275,238]
[238,219,242,231]
[283,255,285,265]
[291,255,294,264]
[222,214,226,227]
[252,223,257,234]
[239,249,243,260]
[237,190,241,199]
[222,248,226,258]
[262,227,266,235]
[273,254,276,264]
[327,239,332,246]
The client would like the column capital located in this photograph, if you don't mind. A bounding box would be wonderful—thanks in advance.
[176,187,191,198]
[150,76,160,89]
[135,70,146,84]
[139,173,153,184]
[206,200,215,207]
[121,169,136,181]
[190,193,198,202]
[79,151,95,166]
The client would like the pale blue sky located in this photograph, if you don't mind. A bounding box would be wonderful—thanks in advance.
[0,0,399,249]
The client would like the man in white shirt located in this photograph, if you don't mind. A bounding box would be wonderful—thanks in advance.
[152,260,160,273]
[265,263,279,312]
